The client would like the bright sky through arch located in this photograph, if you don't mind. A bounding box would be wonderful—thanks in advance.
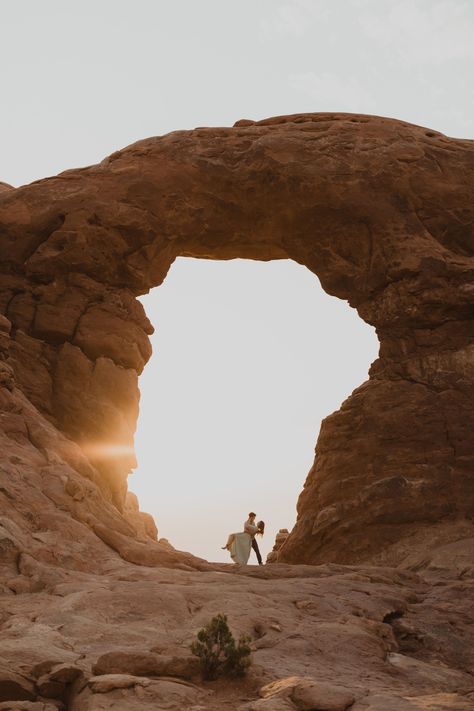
[133,258,378,562]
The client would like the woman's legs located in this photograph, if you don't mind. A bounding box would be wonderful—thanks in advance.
[222,533,236,550]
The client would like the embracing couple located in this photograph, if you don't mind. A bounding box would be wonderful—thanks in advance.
[222,511,265,565]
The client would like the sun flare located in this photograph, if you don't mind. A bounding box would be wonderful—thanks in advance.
[82,443,136,459]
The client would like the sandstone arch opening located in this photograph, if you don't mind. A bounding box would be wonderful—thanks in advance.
[1,113,472,568]
[132,257,379,562]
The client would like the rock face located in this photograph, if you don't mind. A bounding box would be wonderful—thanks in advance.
[0,112,473,570]
[267,529,290,564]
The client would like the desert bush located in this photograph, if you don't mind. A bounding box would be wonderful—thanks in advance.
[190,613,252,680]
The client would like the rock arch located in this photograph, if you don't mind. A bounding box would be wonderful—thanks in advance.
[0,112,473,566]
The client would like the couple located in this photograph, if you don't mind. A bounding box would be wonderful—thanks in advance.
[222,512,265,565]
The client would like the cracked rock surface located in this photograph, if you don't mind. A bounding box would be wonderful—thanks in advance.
[1,555,473,709]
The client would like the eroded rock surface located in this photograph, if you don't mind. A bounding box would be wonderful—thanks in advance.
[0,559,473,709]
[267,530,290,564]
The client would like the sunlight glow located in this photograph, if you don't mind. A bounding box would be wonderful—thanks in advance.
[82,443,136,459]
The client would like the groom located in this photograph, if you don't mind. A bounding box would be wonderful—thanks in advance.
[244,511,263,565]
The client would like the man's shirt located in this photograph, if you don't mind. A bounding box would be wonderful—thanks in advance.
[244,518,258,537]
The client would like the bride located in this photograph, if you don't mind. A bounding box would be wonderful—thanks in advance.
[222,518,265,565]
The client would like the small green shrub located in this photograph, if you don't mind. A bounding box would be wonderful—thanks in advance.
[190,613,252,680]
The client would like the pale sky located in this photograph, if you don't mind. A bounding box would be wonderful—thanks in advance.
[1,1,472,561]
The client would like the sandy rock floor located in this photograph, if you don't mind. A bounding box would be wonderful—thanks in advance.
[0,550,473,710]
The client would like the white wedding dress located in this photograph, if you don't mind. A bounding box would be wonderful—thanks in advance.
[225,531,252,564]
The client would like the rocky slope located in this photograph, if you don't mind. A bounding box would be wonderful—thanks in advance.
[1,546,473,709]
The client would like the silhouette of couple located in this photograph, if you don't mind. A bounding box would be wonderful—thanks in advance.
[222,511,265,565]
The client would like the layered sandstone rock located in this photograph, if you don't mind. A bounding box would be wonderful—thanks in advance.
[0,112,473,572]
[267,529,290,564]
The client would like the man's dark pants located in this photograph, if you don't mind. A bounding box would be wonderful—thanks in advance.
[252,537,263,565]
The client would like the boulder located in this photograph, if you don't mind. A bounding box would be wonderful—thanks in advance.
[0,669,35,702]
[260,677,355,711]
[292,680,355,710]
[92,651,199,679]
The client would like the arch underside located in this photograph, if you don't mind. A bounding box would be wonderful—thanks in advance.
[0,112,473,567]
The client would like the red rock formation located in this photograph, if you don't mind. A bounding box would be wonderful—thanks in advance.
[267,529,290,564]
[0,112,473,567]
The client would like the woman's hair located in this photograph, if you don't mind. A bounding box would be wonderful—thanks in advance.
[256,520,265,536]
